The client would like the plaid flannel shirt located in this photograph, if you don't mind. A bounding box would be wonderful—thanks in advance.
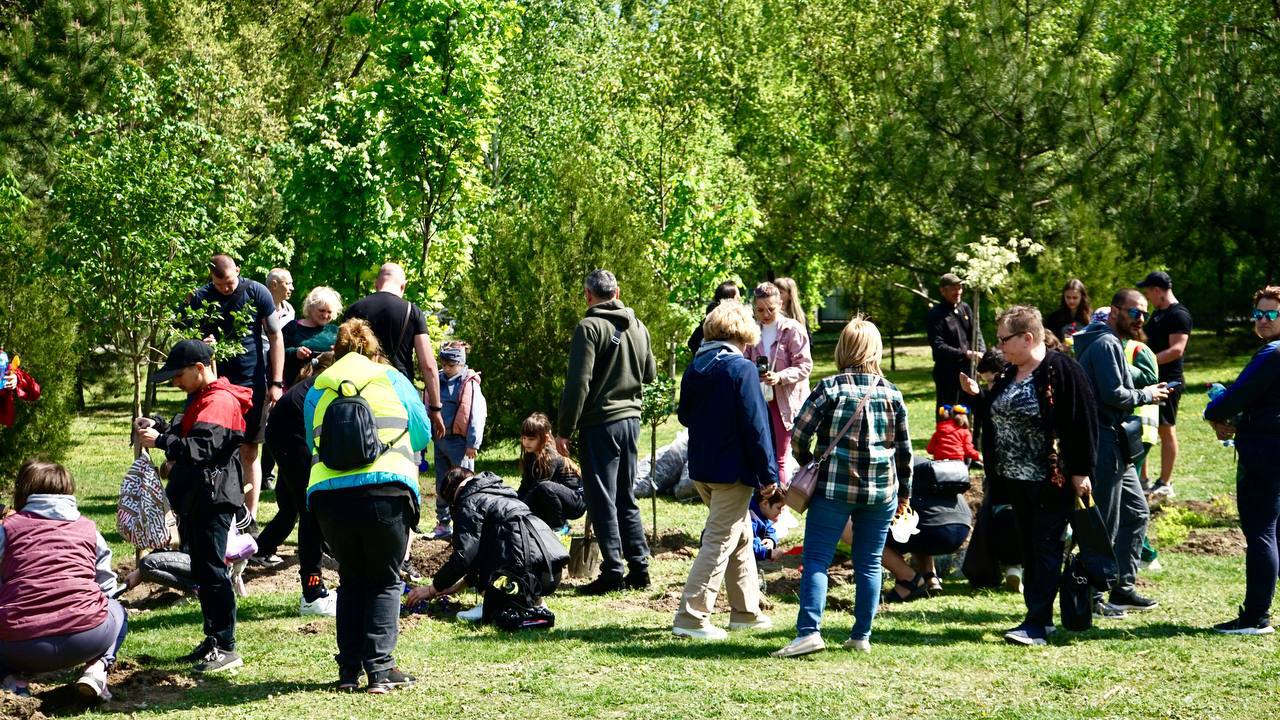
[791,372,913,506]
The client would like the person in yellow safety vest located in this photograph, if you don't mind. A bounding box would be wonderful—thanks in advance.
[303,319,430,693]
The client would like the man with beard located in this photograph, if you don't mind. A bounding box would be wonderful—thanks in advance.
[1073,289,1170,615]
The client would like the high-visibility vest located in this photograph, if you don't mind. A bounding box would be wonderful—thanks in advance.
[305,352,424,503]
[1123,340,1160,447]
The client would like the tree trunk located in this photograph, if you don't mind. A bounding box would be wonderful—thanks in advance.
[74,362,86,411]
[970,290,981,378]
[889,333,897,372]
[131,358,143,459]
[650,421,658,546]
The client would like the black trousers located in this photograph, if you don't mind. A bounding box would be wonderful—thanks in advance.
[257,444,324,586]
[580,418,649,578]
[312,493,411,675]
[525,481,586,529]
[1008,481,1073,628]
[186,499,238,650]
[933,363,965,409]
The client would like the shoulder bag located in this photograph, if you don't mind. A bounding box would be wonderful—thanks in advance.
[785,375,883,513]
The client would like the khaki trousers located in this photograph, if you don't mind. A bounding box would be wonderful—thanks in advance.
[673,481,763,629]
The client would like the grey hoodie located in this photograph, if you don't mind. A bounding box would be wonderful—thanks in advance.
[0,494,118,596]
[1073,321,1153,428]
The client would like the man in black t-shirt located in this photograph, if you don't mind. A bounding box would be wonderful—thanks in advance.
[186,254,286,519]
[343,262,446,440]
[1138,271,1192,499]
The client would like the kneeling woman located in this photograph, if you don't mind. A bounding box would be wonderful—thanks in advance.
[0,461,127,700]
[407,469,567,629]
[881,460,972,601]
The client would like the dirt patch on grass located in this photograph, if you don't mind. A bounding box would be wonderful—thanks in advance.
[407,538,454,577]
[0,693,46,720]
[765,567,853,612]
[1177,528,1246,556]
[652,529,699,559]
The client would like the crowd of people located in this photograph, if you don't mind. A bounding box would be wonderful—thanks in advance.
[3,256,1277,700]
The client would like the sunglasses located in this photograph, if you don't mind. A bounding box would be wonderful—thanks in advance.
[1123,307,1148,322]
[1253,309,1280,322]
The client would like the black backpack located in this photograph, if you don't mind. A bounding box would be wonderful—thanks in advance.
[316,380,407,471]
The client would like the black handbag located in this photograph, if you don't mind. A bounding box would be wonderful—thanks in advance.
[1059,554,1093,632]
[1116,416,1144,464]
[1069,493,1118,591]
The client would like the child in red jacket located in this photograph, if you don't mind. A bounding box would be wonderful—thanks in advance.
[926,405,981,463]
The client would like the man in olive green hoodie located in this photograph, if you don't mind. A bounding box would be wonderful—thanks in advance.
[556,270,658,595]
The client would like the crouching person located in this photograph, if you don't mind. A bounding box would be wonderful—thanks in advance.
[0,460,127,701]
[136,339,253,674]
[407,468,569,630]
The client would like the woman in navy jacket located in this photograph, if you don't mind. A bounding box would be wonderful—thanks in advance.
[1204,286,1280,635]
[671,300,778,641]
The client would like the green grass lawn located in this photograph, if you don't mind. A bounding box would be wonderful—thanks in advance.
[20,334,1280,718]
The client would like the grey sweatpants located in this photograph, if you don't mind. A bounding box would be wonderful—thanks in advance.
[1093,427,1149,595]
[0,598,128,675]
[580,417,650,578]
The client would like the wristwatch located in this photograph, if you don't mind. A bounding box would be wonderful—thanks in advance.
[269,380,285,388]
[428,405,443,412]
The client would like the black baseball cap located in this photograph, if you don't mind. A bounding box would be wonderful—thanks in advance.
[1136,271,1172,290]
[152,339,213,383]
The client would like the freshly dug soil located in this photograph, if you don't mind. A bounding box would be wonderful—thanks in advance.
[1177,528,1246,556]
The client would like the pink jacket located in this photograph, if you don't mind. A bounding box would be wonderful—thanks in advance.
[744,315,813,430]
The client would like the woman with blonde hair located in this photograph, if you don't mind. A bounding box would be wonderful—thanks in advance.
[774,277,808,331]
[304,319,430,692]
[744,282,813,486]
[773,317,913,658]
[282,286,343,385]
[672,300,779,641]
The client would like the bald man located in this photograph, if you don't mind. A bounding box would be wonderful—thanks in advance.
[344,263,446,439]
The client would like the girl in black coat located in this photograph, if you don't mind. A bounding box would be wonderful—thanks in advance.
[517,413,586,530]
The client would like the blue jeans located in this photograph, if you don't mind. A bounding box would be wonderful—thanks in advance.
[797,495,895,641]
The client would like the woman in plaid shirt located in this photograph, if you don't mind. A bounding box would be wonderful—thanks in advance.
[772,318,913,658]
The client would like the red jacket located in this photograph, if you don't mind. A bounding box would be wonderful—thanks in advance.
[926,419,981,462]
[0,367,40,428]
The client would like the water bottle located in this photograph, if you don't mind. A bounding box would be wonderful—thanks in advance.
[0,351,11,383]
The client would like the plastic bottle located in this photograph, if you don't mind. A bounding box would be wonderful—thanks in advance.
[0,350,11,385]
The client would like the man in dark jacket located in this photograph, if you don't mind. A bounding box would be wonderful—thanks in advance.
[411,470,567,624]
[136,340,253,674]
[1074,289,1169,614]
[555,269,658,595]
[927,273,985,409]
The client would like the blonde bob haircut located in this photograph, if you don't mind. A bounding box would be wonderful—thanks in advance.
[703,299,760,348]
[303,286,343,319]
[834,316,884,375]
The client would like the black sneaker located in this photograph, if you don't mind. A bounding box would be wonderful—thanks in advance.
[334,666,362,692]
[577,574,625,596]
[1108,589,1158,612]
[1214,613,1274,635]
[249,552,284,568]
[1093,600,1128,619]
[176,637,216,664]
[367,667,415,695]
[192,646,243,674]
[624,569,650,590]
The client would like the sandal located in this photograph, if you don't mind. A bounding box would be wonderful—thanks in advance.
[883,573,929,603]
[922,571,943,594]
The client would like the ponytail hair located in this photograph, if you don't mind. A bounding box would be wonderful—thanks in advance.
[334,319,382,361]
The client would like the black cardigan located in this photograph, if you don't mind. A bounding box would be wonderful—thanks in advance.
[970,349,1099,487]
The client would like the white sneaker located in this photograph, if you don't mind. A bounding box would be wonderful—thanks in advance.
[672,625,729,641]
[300,593,338,617]
[1004,567,1024,594]
[75,659,111,701]
[842,638,871,653]
[457,603,484,622]
[771,633,826,658]
[728,615,773,631]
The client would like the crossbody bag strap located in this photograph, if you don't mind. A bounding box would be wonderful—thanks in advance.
[395,300,414,352]
[818,375,883,463]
